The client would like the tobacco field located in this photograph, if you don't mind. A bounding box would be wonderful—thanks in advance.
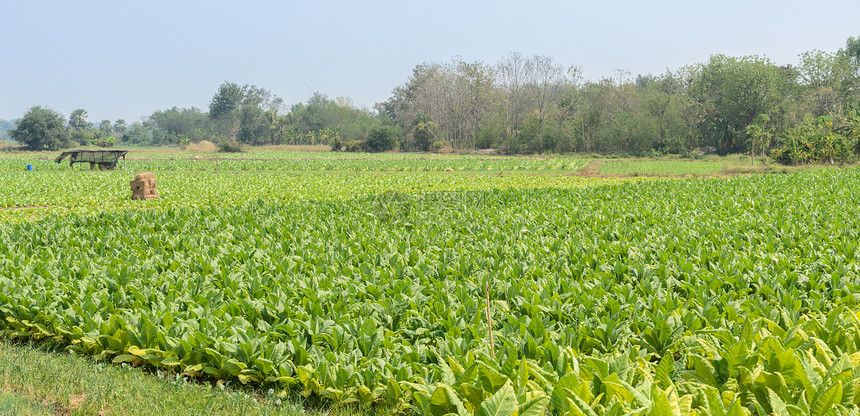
[1,153,860,415]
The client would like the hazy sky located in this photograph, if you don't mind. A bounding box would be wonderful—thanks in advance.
[2,0,859,122]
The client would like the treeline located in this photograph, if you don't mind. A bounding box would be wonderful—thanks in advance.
[382,39,860,161]
[8,85,394,152]
[8,36,860,162]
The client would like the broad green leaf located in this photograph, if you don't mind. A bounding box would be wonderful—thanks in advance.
[112,354,138,364]
[767,388,789,416]
[517,395,549,416]
[429,384,468,416]
[811,381,842,416]
[479,367,510,394]
[567,392,598,416]
[655,355,673,388]
[478,381,517,416]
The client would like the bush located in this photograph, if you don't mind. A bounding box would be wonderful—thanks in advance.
[218,139,243,153]
[771,115,852,165]
[431,141,445,153]
[365,125,399,152]
[343,140,365,152]
[331,136,343,152]
[410,122,437,151]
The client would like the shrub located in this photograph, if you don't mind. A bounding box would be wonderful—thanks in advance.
[218,139,243,153]
[431,141,445,153]
[365,125,399,152]
[771,115,852,165]
[410,122,437,151]
[343,140,365,152]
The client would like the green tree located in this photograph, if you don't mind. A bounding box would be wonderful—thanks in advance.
[113,119,127,135]
[209,82,280,140]
[99,120,112,135]
[68,108,89,130]
[410,121,437,151]
[797,50,858,114]
[691,55,791,152]
[209,81,245,138]
[744,114,773,164]
[209,81,244,120]
[846,36,860,64]
[125,122,152,145]
[12,106,71,150]
[237,105,267,145]
[150,107,213,144]
[365,125,399,152]
[772,115,852,164]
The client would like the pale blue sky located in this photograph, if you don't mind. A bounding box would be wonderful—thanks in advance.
[1,0,858,122]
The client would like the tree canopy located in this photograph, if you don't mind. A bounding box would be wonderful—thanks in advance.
[11,106,71,150]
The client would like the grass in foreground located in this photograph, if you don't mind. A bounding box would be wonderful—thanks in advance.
[0,340,381,416]
[0,388,52,416]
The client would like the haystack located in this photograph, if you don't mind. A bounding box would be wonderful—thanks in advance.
[130,172,159,200]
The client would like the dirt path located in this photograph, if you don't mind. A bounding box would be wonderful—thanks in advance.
[577,160,604,176]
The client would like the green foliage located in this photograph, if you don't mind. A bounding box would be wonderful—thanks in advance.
[0,153,593,222]
[98,120,112,135]
[68,108,89,130]
[209,81,245,121]
[11,106,71,151]
[331,136,343,152]
[692,55,790,152]
[432,141,445,153]
[410,121,438,151]
[365,125,399,152]
[218,139,243,153]
[845,36,860,64]
[237,105,267,145]
[124,122,152,145]
[847,108,860,155]
[343,140,366,152]
[178,137,191,149]
[796,49,860,117]
[771,115,853,164]
[744,113,774,163]
[150,106,216,145]
[1,158,860,415]
[284,94,378,145]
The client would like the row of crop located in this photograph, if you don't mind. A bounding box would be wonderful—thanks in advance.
[0,170,623,220]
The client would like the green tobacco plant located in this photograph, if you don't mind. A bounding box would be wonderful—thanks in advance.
[1,168,860,414]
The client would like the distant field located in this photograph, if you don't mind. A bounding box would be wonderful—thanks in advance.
[1,151,588,172]
[0,153,609,222]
